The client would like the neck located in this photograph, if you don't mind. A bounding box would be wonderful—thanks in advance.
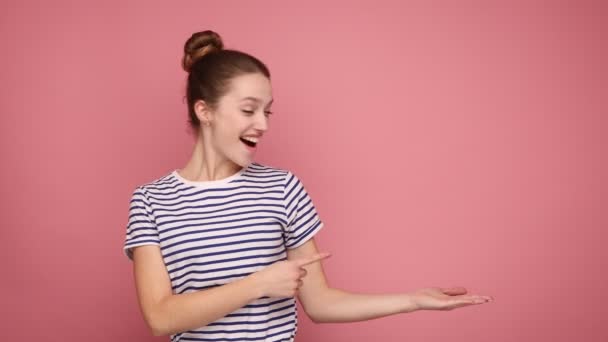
[178,132,243,182]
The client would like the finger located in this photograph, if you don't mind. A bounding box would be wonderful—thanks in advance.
[296,252,331,267]
[464,296,491,304]
[299,268,308,278]
[442,288,493,302]
[442,297,479,310]
[440,287,467,295]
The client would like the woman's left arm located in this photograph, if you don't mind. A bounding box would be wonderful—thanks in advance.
[287,238,419,323]
[288,237,494,323]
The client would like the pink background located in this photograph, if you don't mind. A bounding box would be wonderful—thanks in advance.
[2,0,606,341]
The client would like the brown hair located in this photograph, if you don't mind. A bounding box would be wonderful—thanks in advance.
[182,30,271,132]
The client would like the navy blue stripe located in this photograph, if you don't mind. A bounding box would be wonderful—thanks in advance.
[225,303,295,318]
[129,197,147,204]
[159,212,285,238]
[125,239,159,247]
[242,170,285,176]
[291,199,315,226]
[208,311,293,326]
[128,204,147,212]
[159,218,285,240]
[286,188,304,217]
[126,227,156,235]
[171,259,278,286]
[242,297,292,309]
[151,196,284,217]
[144,180,186,193]
[162,236,283,259]
[180,324,294,341]
[147,188,283,205]
[156,203,285,220]
[287,220,322,248]
[148,182,283,201]
[173,271,255,290]
[127,218,154,227]
[128,212,148,220]
[163,228,282,251]
[164,242,286,267]
[185,319,295,336]
[231,177,284,184]
[153,192,284,210]
[127,233,158,239]
[159,216,285,242]
[293,210,318,234]
[168,250,286,274]
[283,174,298,201]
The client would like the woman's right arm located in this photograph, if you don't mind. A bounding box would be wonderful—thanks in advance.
[131,245,264,336]
[131,245,328,336]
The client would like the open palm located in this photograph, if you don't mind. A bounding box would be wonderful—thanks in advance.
[411,286,493,311]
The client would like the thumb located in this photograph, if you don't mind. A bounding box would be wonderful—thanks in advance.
[440,286,468,295]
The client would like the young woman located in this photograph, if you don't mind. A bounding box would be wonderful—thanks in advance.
[123,30,494,342]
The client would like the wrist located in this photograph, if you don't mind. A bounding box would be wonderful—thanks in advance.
[401,292,420,313]
[244,271,266,299]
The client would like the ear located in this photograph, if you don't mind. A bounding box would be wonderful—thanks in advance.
[193,99,214,125]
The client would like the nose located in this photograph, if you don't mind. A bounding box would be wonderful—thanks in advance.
[255,112,269,132]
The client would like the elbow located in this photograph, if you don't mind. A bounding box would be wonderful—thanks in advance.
[310,316,325,324]
[152,329,168,337]
[143,305,170,337]
[302,287,335,324]
[308,310,319,324]
[145,315,167,336]
[148,316,169,337]
[150,324,167,337]
[304,306,327,324]
[309,311,330,324]
[151,328,164,337]
[308,312,321,324]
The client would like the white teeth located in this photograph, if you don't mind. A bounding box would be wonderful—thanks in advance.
[241,137,258,143]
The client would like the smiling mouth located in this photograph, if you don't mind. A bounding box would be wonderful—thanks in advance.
[240,137,257,148]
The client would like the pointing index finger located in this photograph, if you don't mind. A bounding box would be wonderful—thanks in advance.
[297,252,331,267]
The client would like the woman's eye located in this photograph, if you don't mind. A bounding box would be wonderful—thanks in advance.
[242,110,272,117]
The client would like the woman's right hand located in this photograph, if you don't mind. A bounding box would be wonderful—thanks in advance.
[251,253,331,298]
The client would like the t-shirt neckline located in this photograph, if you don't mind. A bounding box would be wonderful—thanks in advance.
[171,164,249,187]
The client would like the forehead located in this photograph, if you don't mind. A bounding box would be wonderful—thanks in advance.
[226,73,273,105]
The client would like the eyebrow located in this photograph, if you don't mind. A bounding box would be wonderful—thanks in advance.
[240,97,274,105]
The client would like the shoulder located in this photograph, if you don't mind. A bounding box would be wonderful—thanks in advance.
[133,170,176,195]
[247,161,292,180]
[245,162,306,192]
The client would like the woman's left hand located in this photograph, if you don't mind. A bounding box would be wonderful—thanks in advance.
[410,286,494,311]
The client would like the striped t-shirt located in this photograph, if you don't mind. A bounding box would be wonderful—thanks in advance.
[123,162,324,342]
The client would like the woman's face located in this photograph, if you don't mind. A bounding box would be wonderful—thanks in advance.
[197,72,273,168]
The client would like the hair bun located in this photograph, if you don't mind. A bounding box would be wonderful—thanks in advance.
[182,30,224,73]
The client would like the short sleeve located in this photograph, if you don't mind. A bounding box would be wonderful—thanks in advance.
[123,186,160,261]
[282,171,324,249]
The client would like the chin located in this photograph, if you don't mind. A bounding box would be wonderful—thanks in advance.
[233,156,253,168]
